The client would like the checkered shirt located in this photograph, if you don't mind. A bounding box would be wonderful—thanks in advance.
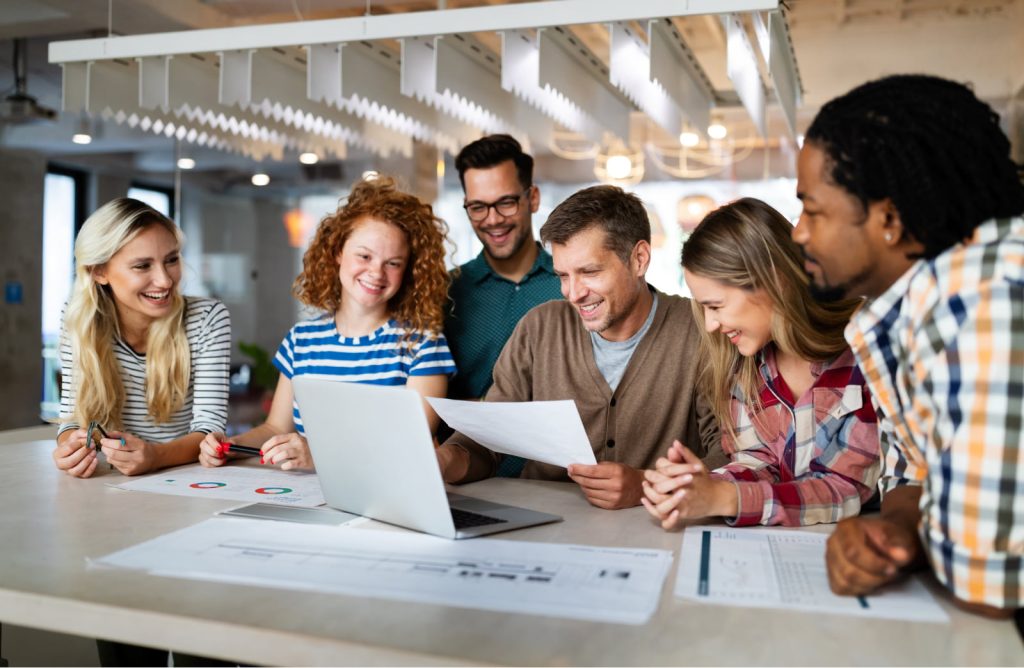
[846,216,1024,609]
[712,345,881,527]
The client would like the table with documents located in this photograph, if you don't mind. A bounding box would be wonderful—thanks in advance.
[0,434,1020,666]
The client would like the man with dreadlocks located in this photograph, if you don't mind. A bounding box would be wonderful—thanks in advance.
[792,74,1024,617]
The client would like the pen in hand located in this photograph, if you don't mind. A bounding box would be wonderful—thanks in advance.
[217,441,264,461]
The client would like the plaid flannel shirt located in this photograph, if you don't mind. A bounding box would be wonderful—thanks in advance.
[712,345,881,527]
[846,216,1024,609]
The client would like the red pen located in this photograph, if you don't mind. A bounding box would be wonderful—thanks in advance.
[217,441,263,458]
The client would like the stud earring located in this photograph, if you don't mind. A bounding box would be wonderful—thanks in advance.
[885,233,893,242]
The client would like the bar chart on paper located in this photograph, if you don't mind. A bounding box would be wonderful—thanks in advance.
[674,526,948,622]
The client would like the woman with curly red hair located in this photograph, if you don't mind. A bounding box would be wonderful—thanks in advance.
[199,176,456,471]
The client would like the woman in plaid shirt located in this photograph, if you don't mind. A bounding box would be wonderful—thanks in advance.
[641,198,881,527]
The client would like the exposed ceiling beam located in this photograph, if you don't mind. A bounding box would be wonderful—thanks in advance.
[49,0,778,63]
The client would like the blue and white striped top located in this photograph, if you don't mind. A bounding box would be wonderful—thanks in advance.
[273,315,456,435]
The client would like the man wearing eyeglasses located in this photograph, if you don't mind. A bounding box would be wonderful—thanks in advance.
[445,135,563,476]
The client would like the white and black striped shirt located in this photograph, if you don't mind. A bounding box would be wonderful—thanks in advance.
[58,297,231,443]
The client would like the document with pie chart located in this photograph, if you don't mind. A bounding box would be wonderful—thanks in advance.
[112,462,325,507]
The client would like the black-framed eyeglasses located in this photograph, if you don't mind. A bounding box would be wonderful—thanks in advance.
[85,421,110,450]
[463,187,532,222]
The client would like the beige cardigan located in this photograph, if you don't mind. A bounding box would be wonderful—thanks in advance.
[446,289,725,482]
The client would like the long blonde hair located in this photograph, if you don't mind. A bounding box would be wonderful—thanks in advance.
[63,198,190,429]
[680,198,861,437]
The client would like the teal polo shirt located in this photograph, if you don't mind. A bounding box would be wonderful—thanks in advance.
[445,244,562,401]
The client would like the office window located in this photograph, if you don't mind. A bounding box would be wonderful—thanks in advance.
[41,170,82,419]
[128,185,172,218]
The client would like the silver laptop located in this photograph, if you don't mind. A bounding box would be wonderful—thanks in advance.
[292,377,562,539]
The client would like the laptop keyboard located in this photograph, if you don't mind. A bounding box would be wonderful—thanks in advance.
[451,507,508,529]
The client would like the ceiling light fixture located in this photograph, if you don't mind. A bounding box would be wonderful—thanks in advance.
[605,155,633,180]
[651,116,758,179]
[251,173,270,186]
[679,130,699,148]
[707,123,727,140]
[71,113,92,144]
[48,3,801,170]
[594,142,644,186]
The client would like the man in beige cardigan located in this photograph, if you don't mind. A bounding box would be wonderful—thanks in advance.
[437,185,725,509]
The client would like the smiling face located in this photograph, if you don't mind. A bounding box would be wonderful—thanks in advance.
[462,159,538,263]
[336,216,409,316]
[92,223,182,332]
[684,270,774,357]
[551,225,651,342]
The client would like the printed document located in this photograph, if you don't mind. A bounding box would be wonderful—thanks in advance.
[95,517,670,625]
[426,398,596,468]
[675,526,948,622]
[113,463,325,507]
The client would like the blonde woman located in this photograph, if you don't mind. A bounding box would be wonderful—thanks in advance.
[52,198,230,478]
[642,197,880,528]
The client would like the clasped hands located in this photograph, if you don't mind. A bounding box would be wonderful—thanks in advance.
[641,439,737,529]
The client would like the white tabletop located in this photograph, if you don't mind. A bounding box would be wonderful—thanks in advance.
[0,435,1020,666]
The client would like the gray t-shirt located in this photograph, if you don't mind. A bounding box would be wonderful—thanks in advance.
[589,292,659,392]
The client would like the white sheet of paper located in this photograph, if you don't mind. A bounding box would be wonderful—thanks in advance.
[113,462,325,507]
[675,526,949,623]
[427,398,596,468]
[94,517,671,625]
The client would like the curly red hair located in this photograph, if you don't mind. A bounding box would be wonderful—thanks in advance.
[294,176,450,339]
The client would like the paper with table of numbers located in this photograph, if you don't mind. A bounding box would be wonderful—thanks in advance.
[94,516,671,625]
[675,526,948,622]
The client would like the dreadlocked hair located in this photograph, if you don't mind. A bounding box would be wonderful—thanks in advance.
[806,74,1024,259]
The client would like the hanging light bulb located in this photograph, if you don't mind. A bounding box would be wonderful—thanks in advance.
[176,157,196,170]
[605,155,633,180]
[251,173,270,186]
[679,130,699,148]
[72,114,93,144]
[299,152,319,165]
[707,123,727,140]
